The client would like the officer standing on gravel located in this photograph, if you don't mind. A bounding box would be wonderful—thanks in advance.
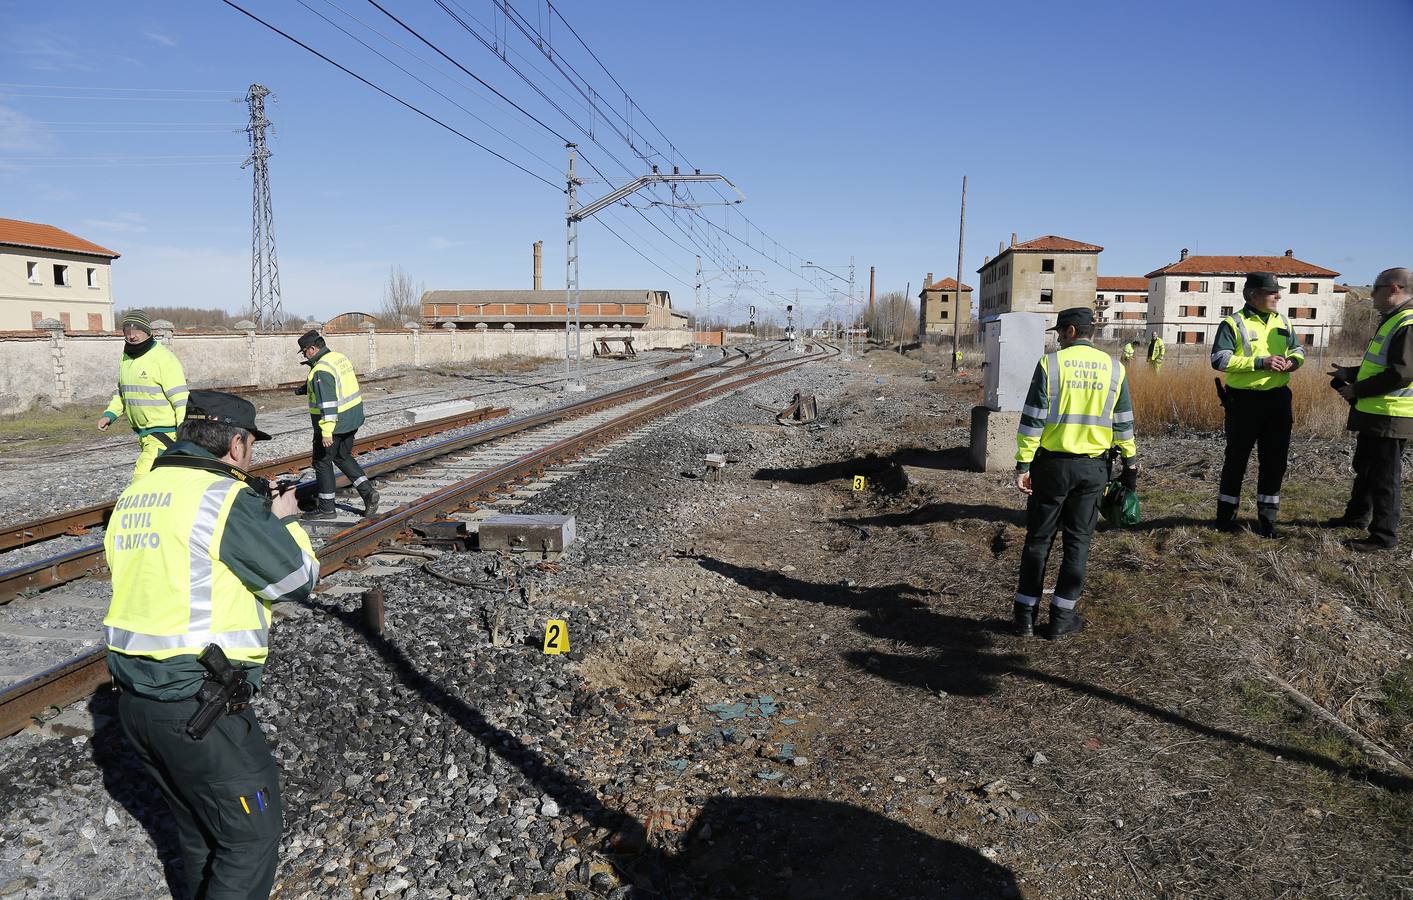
[96,310,189,480]
[296,330,379,519]
[1327,267,1413,552]
[102,390,318,900]
[1014,307,1138,639]
[1209,272,1305,537]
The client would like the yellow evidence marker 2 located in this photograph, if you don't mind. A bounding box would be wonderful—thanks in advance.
[852,475,867,492]
[543,619,570,654]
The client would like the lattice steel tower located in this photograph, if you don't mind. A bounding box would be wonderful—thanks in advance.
[242,84,282,330]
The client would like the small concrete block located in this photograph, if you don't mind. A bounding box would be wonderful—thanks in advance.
[970,406,1022,472]
[403,399,486,424]
[478,513,576,554]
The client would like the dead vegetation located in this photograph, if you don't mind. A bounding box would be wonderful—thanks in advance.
[1127,360,1352,437]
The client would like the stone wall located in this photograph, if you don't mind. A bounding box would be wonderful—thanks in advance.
[0,324,693,416]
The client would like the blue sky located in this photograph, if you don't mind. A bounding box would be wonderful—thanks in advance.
[2,0,1410,326]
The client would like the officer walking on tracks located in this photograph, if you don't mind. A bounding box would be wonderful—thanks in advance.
[296,330,379,519]
[102,390,318,900]
[1209,272,1305,537]
[1014,307,1138,639]
[1327,267,1413,552]
[96,310,189,479]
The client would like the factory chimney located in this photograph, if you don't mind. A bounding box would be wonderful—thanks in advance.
[533,240,543,290]
[868,266,876,312]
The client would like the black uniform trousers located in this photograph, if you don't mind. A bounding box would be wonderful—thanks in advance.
[312,430,370,510]
[117,691,282,900]
[1218,385,1292,525]
[1344,432,1406,547]
[1017,452,1108,604]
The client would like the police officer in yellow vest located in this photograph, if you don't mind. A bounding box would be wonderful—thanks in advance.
[296,330,379,519]
[96,310,190,479]
[103,390,318,900]
[1209,272,1305,537]
[1328,267,1413,552]
[1014,307,1138,639]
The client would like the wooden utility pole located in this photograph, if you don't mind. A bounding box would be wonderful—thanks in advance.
[952,175,967,372]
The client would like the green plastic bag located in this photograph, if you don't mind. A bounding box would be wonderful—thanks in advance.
[1100,479,1141,527]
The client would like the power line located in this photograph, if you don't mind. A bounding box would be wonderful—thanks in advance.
[217,0,561,190]
[0,82,236,93]
[0,93,238,102]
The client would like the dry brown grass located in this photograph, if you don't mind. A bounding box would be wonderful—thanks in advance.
[1127,360,1350,436]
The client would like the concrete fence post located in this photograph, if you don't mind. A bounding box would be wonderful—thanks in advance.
[235,320,260,387]
[151,319,175,348]
[34,318,71,404]
[406,321,421,366]
[364,323,378,373]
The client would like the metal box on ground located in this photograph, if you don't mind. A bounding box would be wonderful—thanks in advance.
[477,514,576,557]
[983,313,1047,412]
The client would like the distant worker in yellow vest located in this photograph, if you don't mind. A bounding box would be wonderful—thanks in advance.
[296,330,379,519]
[1014,307,1138,639]
[1121,340,1136,365]
[1146,331,1166,371]
[96,310,189,479]
[1209,272,1305,537]
[103,390,318,900]
[1327,267,1413,552]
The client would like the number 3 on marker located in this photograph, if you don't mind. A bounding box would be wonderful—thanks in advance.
[852,475,867,492]
[543,619,569,654]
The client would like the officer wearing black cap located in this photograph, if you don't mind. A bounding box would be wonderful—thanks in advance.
[1209,271,1305,536]
[103,390,318,899]
[1013,307,1138,639]
[296,330,379,519]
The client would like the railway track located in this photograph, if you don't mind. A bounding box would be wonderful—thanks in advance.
[0,341,830,737]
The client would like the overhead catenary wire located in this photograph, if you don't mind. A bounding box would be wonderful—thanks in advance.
[216,0,561,190]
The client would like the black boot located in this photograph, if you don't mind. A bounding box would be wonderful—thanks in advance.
[358,484,381,518]
[1253,513,1280,539]
[302,503,336,521]
[1214,500,1239,533]
[1048,604,1085,640]
[1013,602,1038,637]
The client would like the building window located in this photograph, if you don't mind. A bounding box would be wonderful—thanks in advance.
[53,264,70,287]
[1041,258,1055,273]
[1039,289,1053,304]
[1178,305,1207,317]
[59,312,72,330]
[1289,307,1318,320]
[1096,294,1106,302]
[26,261,40,284]
[86,267,98,288]
[1179,280,1209,293]
[87,313,102,331]
[1220,306,1234,317]
[1222,281,1236,292]
[30,310,42,326]
[1179,331,1206,344]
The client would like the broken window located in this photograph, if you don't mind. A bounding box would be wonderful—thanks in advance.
[26,261,40,283]
[1039,289,1053,304]
[1041,258,1055,273]
[86,267,97,288]
[1220,306,1234,317]
[53,264,69,287]
[1222,281,1236,292]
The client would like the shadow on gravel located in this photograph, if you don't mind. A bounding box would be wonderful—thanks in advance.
[87,687,186,896]
[838,501,1023,528]
[693,557,1413,794]
[295,593,1021,897]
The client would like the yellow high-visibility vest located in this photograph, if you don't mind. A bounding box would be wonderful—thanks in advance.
[1021,344,1131,457]
[1221,308,1304,390]
[102,343,189,433]
[1354,308,1413,419]
[305,349,363,436]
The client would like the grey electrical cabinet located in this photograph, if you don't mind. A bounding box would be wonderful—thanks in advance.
[983,313,1047,412]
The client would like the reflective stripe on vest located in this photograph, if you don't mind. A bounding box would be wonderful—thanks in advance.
[1354,308,1413,418]
[103,469,279,662]
[1222,309,1302,391]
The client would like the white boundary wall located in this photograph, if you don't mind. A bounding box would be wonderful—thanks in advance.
[0,325,692,416]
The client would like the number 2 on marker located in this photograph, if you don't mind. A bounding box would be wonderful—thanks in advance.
[543,619,569,654]
[852,475,867,491]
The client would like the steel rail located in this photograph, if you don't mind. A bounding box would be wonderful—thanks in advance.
[0,342,824,738]
[0,404,512,552]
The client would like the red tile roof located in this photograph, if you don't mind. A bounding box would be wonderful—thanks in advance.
[0,217,120,258]
[1334,284,1350,293]
[1145,254,1337,279]
[922,277,973,292]
[1013,235,1103,253]
[1096,276,1148,292]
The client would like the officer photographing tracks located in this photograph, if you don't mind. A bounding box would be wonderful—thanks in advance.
[102,390,319,900]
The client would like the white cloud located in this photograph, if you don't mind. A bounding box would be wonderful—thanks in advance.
[0,105,54,153]
[144,31,178,47]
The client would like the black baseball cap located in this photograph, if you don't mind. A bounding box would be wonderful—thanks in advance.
[1244,272,1282,293]
[185,390,273,441]
[1048,307,1094,331]
[296,329,325,353]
